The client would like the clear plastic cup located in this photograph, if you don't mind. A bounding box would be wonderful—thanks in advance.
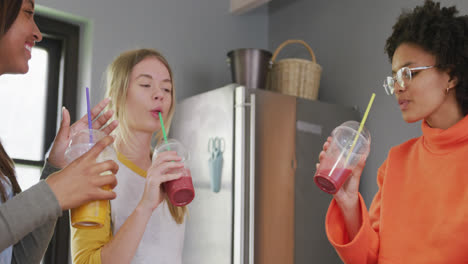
[314,121,371,194]
[153,139,195,206]
[64,129,116,228]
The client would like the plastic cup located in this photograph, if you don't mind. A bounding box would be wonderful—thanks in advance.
[64,129,116,228]
[314,121,371,194]
[153,139,195,206]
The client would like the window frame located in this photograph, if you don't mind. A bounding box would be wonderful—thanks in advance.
[12,15,79,167]
[27,14,80,264]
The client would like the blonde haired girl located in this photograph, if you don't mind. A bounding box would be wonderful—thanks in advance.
[72,48,188,264]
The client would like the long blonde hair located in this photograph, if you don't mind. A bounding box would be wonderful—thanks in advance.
[105,48,187,224]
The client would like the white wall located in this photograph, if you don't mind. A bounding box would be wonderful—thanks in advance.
[37,0,269,119]
[268,0,468,205]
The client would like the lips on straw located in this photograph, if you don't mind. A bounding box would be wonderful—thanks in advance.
[86,87,93,143]
[344,93,375,164]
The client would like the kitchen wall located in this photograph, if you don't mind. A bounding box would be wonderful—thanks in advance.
[37,0,269,118]
[268,0,468,205]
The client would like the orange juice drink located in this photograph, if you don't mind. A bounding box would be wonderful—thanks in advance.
[65,129,116,229]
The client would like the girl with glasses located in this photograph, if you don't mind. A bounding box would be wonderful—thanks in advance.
[319,1,468,262]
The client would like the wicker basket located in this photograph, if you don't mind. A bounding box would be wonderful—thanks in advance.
[267,39,322,100]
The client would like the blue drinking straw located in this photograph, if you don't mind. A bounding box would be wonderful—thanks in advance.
[86,87,94,143]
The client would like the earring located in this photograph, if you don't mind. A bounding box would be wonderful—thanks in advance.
[446,87,450,94]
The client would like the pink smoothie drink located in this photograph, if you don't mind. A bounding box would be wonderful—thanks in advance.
[314,168,352,194]
[164,168,195,206]
[313,120,371,195]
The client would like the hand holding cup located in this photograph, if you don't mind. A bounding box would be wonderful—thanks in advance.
[314,121,371,196]
[139,151,185,212]
[45,134,118,212]
[53,129,119,228]
[153,139,195,207]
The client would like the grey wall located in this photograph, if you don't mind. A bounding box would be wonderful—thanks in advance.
[269,0,468,205]
[36,0,468,245]
[37,0,268,118]
[38,0,468,206]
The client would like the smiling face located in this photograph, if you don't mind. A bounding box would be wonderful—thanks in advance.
[0,0,42,75]
[125,56,173,134]
[391,43,460,126]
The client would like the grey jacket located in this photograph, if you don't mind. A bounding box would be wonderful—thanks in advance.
[0,162,61,264]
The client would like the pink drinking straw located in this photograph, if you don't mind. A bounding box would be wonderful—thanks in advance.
[86,87,94,143]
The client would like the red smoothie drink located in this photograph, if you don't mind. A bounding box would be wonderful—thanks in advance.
[314,168,352,194]
[164,168,195,206]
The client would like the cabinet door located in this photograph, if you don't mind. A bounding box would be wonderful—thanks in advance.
[254,89,296,264]
[230,0,271,15]
[295,98,359,264]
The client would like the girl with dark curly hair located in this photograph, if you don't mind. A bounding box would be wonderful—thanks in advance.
[318,1,468,262]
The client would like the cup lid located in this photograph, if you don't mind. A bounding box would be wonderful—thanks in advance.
[153,139,189,162]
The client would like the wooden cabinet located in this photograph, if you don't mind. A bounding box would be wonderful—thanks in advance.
[230,0,271,15]
[255,91,296,264]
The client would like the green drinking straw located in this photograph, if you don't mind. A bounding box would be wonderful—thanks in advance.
[345,93,376,164]
[158,112,170,150]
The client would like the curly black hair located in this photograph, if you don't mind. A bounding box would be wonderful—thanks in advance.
[385,0,468,115]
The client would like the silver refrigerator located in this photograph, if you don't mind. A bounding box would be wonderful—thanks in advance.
[169,84,359,264]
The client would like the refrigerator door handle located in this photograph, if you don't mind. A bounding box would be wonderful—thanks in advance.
[233,86,246,264]
[248,93,256,264]
[233,87,256,264]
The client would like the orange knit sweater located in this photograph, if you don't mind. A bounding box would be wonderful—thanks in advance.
[325,115,468,263]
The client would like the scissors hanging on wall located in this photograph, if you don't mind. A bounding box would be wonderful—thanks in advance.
[208,137,225,193]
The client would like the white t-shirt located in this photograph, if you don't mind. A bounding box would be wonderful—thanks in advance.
[0,176,13,264]
[111,154,185,264]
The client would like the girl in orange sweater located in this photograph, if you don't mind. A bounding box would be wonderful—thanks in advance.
[319,1,468,263]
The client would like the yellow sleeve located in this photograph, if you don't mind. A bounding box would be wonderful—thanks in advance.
[70,202,113,264]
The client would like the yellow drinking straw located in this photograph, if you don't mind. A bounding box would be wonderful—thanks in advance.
[345,93,376,164]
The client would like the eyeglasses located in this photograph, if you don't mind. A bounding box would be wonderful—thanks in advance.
[383,66,435,95]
